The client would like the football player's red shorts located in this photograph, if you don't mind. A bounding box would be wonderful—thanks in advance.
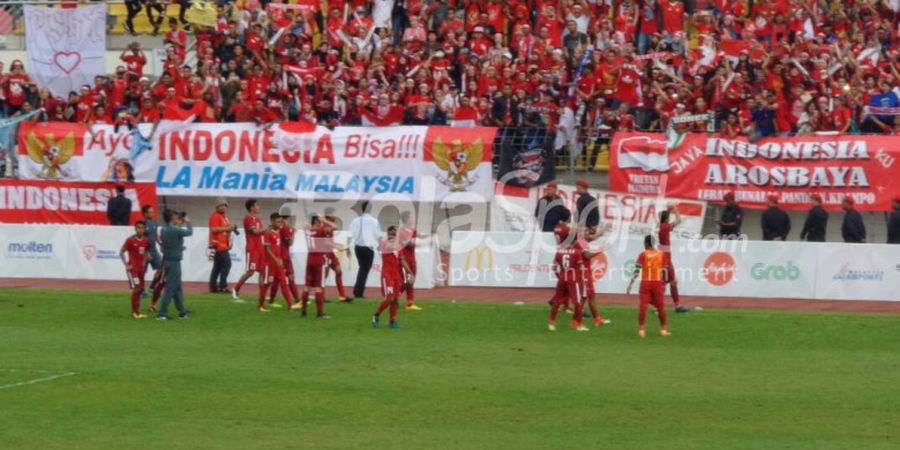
[325,253,340,270]
[264,262,286,284]
[127,268,145,290]
[639,281,665,308]
[381,276,402,298]
[246,251,264,272]
[305,263,324,288]
[663,252,676,283]
[556,280,586,305]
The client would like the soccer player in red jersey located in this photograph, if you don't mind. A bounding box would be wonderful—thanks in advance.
[658,205,690,313]
[574,224,613,327]
[120,221,150,319]
[301,215,330,318]
[322,208,352,302]
[551,209,575,313]
[549,232,589,332]
[267,209,302,307]
[232,199,264,303]
[398,211,422,311]
[259,213,296,312]
[627,235,672,338]
[372,226,412,329]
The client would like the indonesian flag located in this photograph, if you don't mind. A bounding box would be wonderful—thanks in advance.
[451,107,479,127]
[162,102,198,121]
[285,64,319,80]
[856,46,881,67]
[691,44,721,74]
[361,105,403,126]
[615,134,670,172]
[720,40,766,63]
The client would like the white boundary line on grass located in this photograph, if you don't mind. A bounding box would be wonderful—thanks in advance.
[0,372,76,390]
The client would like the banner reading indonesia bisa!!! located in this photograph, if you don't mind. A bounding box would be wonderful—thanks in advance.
[610,132,900,211]
[17,122,497,202]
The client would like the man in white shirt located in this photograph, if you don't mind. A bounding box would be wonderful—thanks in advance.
[351,201,381,298]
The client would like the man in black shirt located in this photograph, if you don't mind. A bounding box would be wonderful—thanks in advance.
[760,195,790,241]
[800,194,828,242]
[534,181,566,232]
[574,180,599,230]
[841,198,867,243]
[717,192,743,238]
[107,185,132,226]
[888,196,900,244]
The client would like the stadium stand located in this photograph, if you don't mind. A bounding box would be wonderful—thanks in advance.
[3,0,900,179]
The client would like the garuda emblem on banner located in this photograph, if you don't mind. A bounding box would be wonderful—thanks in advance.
[432,137,482,192]
[25,131,76,179]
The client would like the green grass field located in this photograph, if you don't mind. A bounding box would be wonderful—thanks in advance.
[1,288,899,449]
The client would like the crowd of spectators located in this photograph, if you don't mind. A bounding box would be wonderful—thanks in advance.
[3,0,900,139]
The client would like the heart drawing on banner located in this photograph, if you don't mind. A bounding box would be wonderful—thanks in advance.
[53,51,82,74]
[82,245,97,261]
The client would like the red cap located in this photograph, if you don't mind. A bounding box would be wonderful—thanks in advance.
[723,191,735,200]
[810,194,822,202]
[767,195,779,203]
[576,180,589,189]
[843,197,854,205]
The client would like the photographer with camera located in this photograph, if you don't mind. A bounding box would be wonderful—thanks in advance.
[157,210,192,320]
[208,198,237,294]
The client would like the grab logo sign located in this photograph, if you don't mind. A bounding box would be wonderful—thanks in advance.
[590,252,608,281]
[703,252,736,286]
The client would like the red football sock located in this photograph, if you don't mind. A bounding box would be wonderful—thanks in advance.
[589,303,601,320]
[389,300,398,322]
[315,291,325,315]
[234,276,246,293]
[375,299,391,315]
[406,284,415,306]
[638,302,649,327]
[550,299,562,322]
[268,282,278,302]
[151,282,164,306]
[657,303,668,327]
[301,290,309,308]
[670,284,681,307]
[285,281,295,306]
[258,282,268,308]
[131,289,141,314]
[289,280,300,304]
[335,272,347,298]
[573,301,585,325]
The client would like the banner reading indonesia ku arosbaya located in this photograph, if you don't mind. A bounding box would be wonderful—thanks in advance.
[17,122,496,202]
[610,132,900,211]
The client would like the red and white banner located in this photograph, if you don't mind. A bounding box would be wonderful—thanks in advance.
[490,181,706,238]
[610,133,900,211]
[0,179,157,225]
[17,122,496,202]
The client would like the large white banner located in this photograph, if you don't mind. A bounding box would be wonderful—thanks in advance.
[448,231,899,302]
[24,5,107,98]
[16,122,497,203]
[491,182,707,239]
[0,225,439,290]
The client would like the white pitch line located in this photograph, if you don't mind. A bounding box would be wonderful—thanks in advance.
[0,372,76,390]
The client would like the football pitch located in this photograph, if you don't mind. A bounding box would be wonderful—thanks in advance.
[1,288,899,449]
